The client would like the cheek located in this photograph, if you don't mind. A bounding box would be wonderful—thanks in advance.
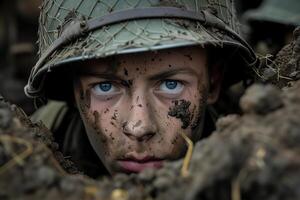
[157,87,208,147]
[75,89,125,162]
[148,104,189,159]
[162,126,189,159]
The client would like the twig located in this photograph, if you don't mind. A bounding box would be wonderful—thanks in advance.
[84,186,100,200]
[179,132,194,177]
[0,135,33,175]
[231,176,241,200]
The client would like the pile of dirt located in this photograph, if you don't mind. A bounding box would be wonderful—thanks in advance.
[254,26,300,88]
[1,79,300,199]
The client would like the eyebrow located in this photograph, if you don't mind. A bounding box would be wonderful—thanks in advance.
[79,71,123,81]
[148,68,198,81]
[79,71,134,88]
[78,67,198,81]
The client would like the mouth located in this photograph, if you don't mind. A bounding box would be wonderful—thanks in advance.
[118,156,164,173]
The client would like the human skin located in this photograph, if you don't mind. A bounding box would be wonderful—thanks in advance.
[73,46,222,175]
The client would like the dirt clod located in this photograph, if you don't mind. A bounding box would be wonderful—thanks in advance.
[255,26,300,88]
[240,84,283,114]
[168,99,192,129]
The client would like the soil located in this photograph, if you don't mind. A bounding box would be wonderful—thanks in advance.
[255,26,300,88]
[168,99,192,129]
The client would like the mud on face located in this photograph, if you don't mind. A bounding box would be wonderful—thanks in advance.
[168,99,192,129]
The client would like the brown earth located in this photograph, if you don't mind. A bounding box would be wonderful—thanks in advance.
[254,26,300,88]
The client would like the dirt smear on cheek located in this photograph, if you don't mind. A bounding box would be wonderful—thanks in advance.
[84,89,91,109]
[168,100,192,129]
[77,86,108,145]
[92,111,99,128]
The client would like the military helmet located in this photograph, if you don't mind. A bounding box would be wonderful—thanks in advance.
[25,0,258,100]
[244,0,300,26]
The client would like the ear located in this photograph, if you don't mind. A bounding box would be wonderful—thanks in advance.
[207,64,224,104]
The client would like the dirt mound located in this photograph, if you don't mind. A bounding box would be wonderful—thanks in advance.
[254,26,300,88]
[1,79,300,199]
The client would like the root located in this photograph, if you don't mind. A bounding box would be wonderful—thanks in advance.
[180,132,194,177]
[0,135,33,175]
[0,135,67,176]
[84,186,100,200]
[231,176,241,200]
[34,143,67,175]
[253,54,293,82]
[111,189,128,200]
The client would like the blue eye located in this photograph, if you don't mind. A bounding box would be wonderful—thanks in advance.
[165,80,177,90]
[99,83,112,92]
[92,82,118,95]
[159,80,184,94]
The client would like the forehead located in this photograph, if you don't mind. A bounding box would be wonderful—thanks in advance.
[77,46,207,76]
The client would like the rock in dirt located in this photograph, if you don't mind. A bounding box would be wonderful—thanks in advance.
[240,84,283,114]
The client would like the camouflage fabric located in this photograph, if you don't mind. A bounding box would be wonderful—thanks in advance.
[244,0,300,26]
[25,0,258,100]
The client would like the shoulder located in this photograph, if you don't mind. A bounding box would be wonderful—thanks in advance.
[31,101,69,132]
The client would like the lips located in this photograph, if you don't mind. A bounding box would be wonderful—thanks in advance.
[118,156,164,173]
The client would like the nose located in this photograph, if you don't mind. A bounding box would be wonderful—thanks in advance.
[122,99,157,142]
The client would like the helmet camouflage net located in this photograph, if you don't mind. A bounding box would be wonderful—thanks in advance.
[25,0,258,100]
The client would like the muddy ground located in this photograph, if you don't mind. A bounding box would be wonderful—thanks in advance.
[254,27,300,88]
[1,28,300,199]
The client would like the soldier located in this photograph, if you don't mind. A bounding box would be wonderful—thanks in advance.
[243,0,300,56]
[25,0,258,176]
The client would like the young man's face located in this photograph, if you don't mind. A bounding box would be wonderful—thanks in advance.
[73,47,222,175]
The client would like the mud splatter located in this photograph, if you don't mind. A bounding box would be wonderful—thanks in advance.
[168,99,192,129]
[111,110,118,121]
[109,133,115,141]
[110,121,117,128]
[123,68,129,76]
[84,89,91,108]
[93,111,99,128]
[190,89,208,130]
[77,87,90,117]
[121,80,133,88]
[184,54,193,61]
[104,108,109,114]
[171,135,179,145]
